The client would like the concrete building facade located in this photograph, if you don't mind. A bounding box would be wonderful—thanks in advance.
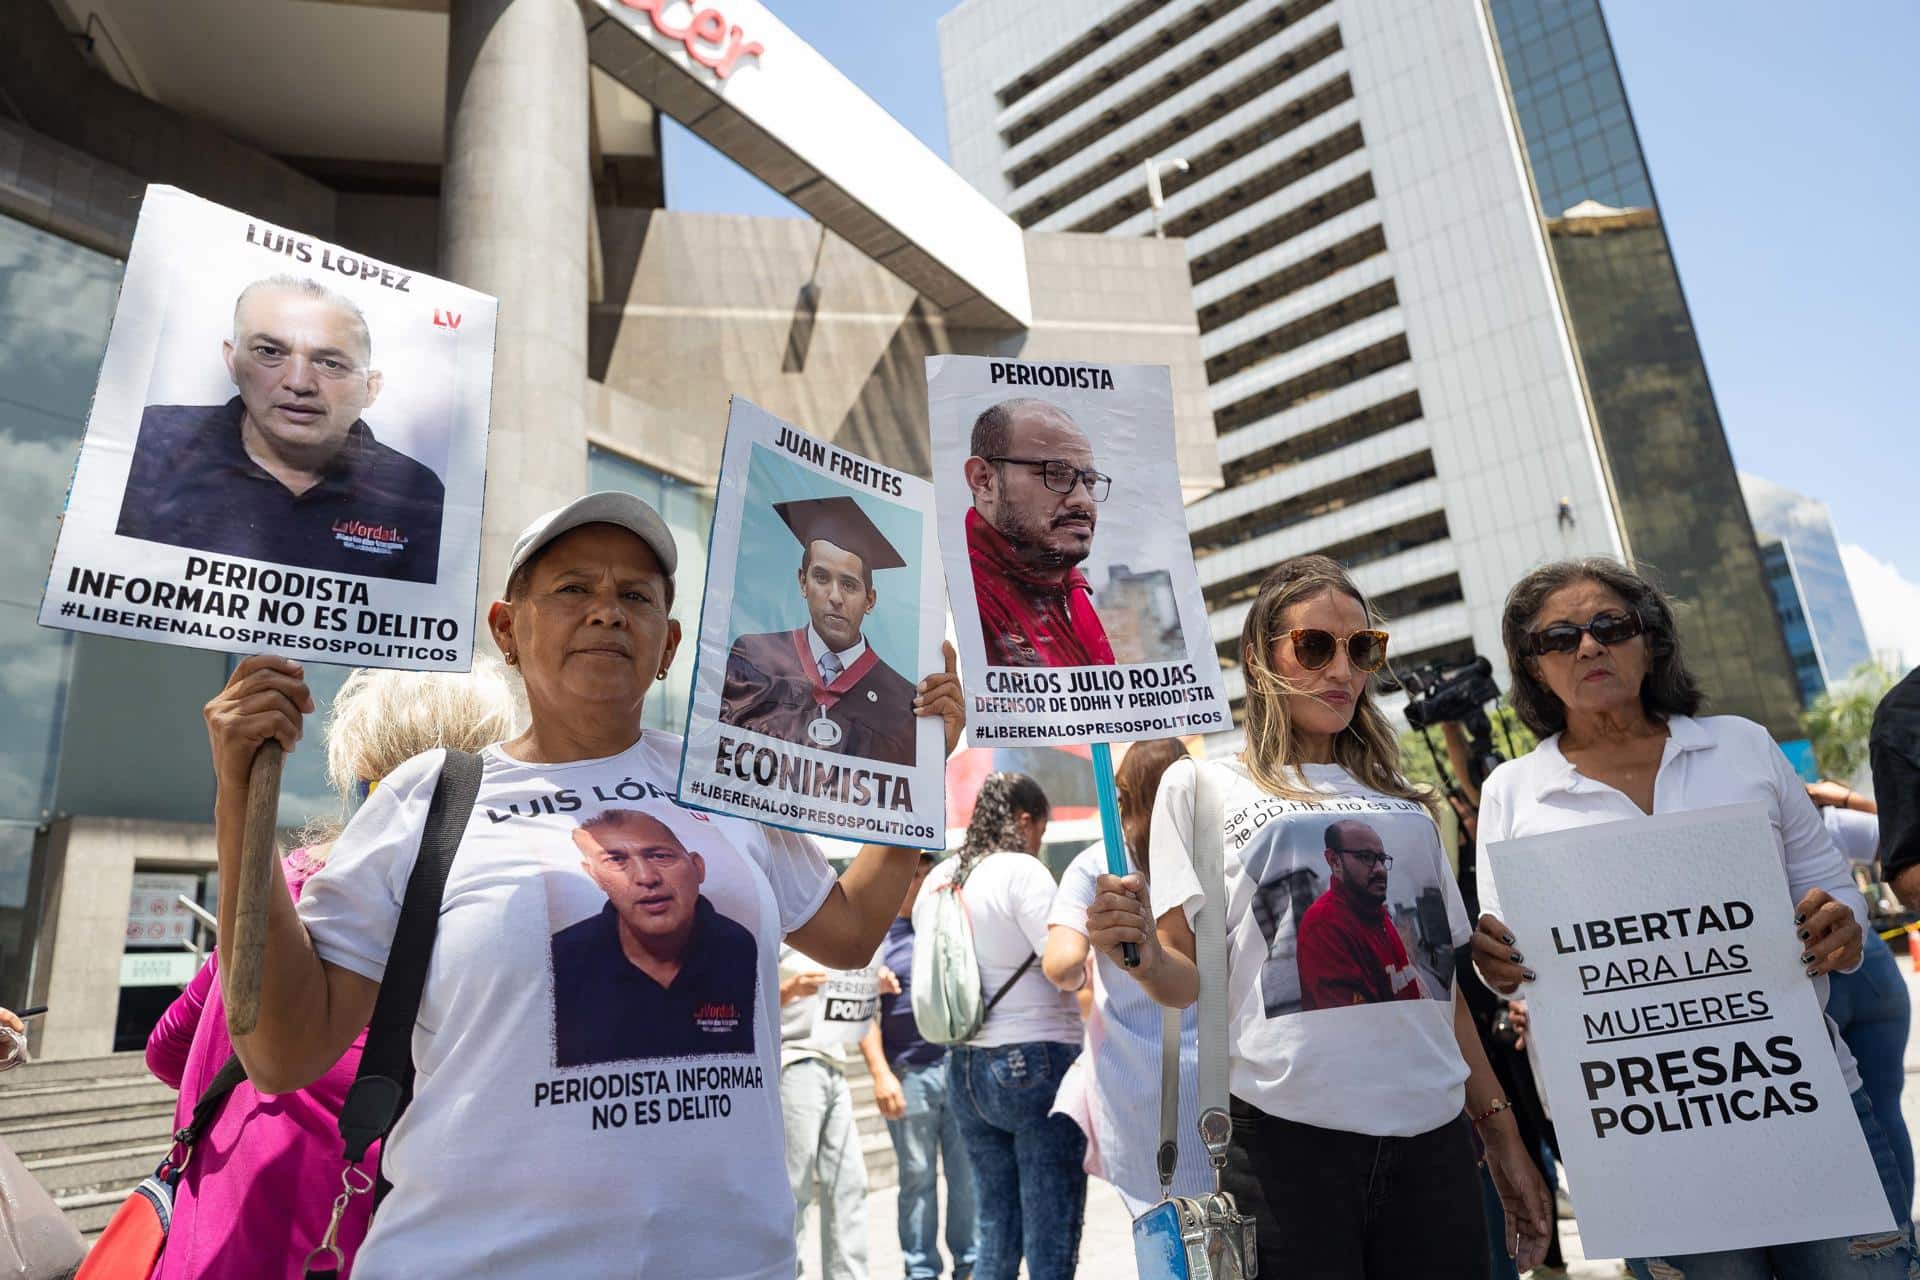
[940,0,1801,737]
[0,0,1212,1059]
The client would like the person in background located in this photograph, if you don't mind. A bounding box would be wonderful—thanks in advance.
[147,658,515,1279]
[1472,557,1906,1279]
[922,773,1087,1280]
[1085,555,1552,1279]
[1042,737,1214,1217]
[858,851,977,1280]
[1876,668,1920,912]
[0,1007,25,1071]
[779,944,870,1280]
[1805,778,1913,1205]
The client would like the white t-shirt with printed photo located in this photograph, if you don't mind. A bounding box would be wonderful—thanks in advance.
[297,733,835,1279]
[1149,757,1473,1138]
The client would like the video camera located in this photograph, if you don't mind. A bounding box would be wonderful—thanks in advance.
[1401,655,1505,791]
[1400,656,1502,730]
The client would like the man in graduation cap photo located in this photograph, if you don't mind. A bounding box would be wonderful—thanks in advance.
[962,397,1115,667]
[718,495,919,765]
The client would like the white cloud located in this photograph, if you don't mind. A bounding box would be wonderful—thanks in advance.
[1840,544,1920,673]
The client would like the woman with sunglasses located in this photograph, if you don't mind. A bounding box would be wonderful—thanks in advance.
[1085,555,1553,1279]
[1471,557,1908,1279]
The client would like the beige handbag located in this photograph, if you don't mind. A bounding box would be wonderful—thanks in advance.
[0,1137,87,1280]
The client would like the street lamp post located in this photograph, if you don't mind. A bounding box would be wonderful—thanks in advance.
[1144,155,1191,237]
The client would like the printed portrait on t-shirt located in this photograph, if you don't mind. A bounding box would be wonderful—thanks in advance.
[545,807,763,1067]
[1235,799,1458,1019]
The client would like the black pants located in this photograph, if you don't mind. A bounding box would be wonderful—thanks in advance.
[1221,1097,1489,1280]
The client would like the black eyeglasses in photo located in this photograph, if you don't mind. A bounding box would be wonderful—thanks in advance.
[987,456,1113,502]
[1525,609,1645,656]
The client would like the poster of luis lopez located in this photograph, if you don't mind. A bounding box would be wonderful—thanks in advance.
[926,355,1229,747]
[37,185,495,670]
[677,398,946,850]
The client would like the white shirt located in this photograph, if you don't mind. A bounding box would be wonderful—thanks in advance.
[919,851,1080,1047]
[1823,806,1881,867]
[807,624,866,676]
[298,736,835,1279]
[1149,758,1474,1138]
[1475,714,1867,1093]
[1048,844,1213,1204]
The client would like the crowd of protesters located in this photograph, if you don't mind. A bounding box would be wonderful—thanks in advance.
[5,484,1917,1280]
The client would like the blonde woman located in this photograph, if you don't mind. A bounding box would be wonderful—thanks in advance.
[144,659,514,1280]
[1085,555,1552,1279]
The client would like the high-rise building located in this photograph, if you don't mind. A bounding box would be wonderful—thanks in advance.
[941,0,1801,737]
[1756,538,1831,706]
[1741,474,1874,690]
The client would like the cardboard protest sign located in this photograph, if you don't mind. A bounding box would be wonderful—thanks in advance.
[926,356,1228,747]
[1485,803,1891,1258]
[38,185,495,670]
[809,965,881,1046]
[678,399,945,849]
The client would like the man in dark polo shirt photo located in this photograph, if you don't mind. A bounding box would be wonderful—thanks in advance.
[550,809,759,1067]
[115,274,445,583]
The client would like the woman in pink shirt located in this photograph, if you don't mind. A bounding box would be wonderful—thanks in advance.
[145,659,514,1279]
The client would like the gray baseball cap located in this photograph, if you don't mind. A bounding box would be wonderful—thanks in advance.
[504,491,679,592]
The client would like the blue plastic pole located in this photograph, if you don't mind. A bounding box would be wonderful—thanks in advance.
[1090,741,1140,967]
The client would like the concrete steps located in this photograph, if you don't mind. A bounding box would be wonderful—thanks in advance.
[1,1052,173,1240]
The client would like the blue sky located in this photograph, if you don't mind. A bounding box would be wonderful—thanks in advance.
[661,1,1920,662]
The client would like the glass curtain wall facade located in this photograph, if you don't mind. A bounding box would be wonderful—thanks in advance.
[1486,0,1803,735]
[0,212,120,1003]
[1741,474,1873,684]
[1758,539,1827,706]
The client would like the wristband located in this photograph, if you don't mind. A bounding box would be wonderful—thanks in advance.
[1472,1098,1513,1125]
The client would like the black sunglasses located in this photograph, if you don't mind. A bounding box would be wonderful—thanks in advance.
[1526,609,1645,656]
[1287,628,1389,673]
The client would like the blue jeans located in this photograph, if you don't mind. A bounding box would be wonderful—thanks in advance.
[887,1058,978,1279]
[949,1042,1088,1280]
[1627,1088,1915,1279]
[1830,939,1915,1202]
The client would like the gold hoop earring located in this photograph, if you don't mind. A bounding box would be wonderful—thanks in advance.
[504,651,516,666]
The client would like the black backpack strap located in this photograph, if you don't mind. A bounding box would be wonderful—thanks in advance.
[176,1053,249,1149]
[980,952,1039,1022]
[335,748,484,1174]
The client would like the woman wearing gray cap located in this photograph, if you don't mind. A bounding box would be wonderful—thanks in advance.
[201,491,964,1279]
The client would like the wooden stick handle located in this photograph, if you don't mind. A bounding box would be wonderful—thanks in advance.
[225,739,284,1036]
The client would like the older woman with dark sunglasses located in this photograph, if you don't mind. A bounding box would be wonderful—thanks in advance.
[1471,558,1910,1279]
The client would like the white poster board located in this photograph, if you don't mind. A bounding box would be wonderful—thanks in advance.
[38,185,495,670]
[926,355,1228,747]
[809,965,880,1047]
[677,399,945,849]
[1485,803,1891,1258]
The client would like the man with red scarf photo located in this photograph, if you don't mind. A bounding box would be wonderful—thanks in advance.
[719,495,919,765]
[961,398,1115,668]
